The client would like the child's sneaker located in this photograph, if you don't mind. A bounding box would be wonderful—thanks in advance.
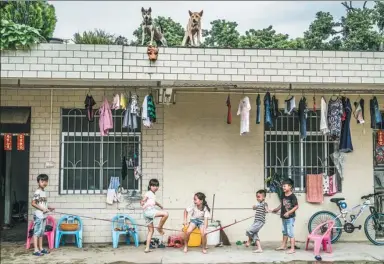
[32,251,44,256]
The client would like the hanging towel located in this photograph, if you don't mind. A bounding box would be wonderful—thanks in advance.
[84,94,96,122]
[226,94,232,124]
[306,174,323,203]
[256,94,261,124]
[237,96,251,135]
[120,93,127,110]
[99,97,113,136]
[111,94,120,110]
[323,174,338,196]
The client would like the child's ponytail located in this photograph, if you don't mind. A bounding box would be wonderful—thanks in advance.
[195,192,210,212]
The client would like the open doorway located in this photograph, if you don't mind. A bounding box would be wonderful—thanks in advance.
[0,106,31,242]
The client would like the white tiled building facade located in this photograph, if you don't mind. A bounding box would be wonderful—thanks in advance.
[1,44,383,243]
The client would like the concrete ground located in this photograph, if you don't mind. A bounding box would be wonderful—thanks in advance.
[0,241,383,264]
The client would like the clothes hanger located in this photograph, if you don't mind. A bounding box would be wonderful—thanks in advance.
[285,84,292,100]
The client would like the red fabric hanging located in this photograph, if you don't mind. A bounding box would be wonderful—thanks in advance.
[226,95,232,124]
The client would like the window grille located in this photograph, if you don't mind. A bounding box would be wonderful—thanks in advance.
[264,110,340,192]
[373,111,384,213]
[60,108,141,194]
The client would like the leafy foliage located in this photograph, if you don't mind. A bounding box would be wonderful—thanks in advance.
[0,0,57,39]
[202,20,240,48]
[73,29,116,45]
[0,19,45,50]
[132,16,184,46]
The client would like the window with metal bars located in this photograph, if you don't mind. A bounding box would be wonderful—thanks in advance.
[264,110,340,192]
[60,108,141,194]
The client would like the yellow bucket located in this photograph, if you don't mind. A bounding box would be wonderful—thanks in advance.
[182,226,201,247]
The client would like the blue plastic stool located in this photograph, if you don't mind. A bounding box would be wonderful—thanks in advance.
[55,215,83,248]
[111,214,139,248]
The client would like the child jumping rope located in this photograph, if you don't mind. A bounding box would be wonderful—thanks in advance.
[183,192,211,254]
[140,178,169,253]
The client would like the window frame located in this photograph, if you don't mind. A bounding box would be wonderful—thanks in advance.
[264,109,340,192]
[59,108,142,195]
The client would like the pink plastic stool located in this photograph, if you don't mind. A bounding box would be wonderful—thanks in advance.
[26,215,56,250]
[305,220,335,256]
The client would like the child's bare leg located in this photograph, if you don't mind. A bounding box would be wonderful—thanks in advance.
[286,238,295,254]
[183,223,196,253]
[33,236,39,252]
[155,211,169,235]
[253,240,263,253]
[199,225,207,254]
[276,236,288,250]
[245,237,252,247]
[38,237,43,251]
[145,224,154,253]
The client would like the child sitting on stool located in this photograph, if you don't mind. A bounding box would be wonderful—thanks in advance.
[183,192,211,254]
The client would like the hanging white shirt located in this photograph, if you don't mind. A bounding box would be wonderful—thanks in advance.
[237,96,251,135]
[320,97,330,135]
[142,95,151,128]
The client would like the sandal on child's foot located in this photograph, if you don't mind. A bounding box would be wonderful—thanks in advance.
[32,251,44,256]
[40,249,50,254]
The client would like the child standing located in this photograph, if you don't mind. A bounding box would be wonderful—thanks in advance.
[183,192,211,254]
[31,174,54,256]
[245,189,268,253]
[272,179,299,254]
[140,178,169,253]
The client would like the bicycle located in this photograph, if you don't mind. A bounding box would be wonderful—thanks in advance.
[308,192,384,245]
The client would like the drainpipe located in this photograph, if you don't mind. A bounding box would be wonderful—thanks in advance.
[3,151,12,227]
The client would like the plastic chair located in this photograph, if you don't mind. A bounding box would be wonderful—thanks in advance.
[55,215,83,248]
[306,220,335,255]
[111,214,139,248]
[26,215,56,249]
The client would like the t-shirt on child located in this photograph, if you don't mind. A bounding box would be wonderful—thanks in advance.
[186,204,211,220]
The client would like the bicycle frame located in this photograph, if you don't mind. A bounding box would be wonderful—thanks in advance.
[332,199,372,226]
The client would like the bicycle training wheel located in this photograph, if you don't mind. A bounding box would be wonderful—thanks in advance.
[308,211,343,244]
[364,213,384,245]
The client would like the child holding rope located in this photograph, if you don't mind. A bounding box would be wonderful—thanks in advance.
[141,179,169,253]
[271,179,299,254]
[245,189,269,253]
[183,192,211,254]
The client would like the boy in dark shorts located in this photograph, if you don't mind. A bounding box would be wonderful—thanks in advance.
[272,179,298,254]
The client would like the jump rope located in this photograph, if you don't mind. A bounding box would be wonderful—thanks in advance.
[51,210,280,236]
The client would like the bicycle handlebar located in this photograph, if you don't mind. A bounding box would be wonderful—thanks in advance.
[361,192,384,200]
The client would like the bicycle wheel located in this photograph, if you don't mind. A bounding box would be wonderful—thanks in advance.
[308,210,343,244]
[364,213,384,245]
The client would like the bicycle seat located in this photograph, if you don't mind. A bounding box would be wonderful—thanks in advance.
[330,198,345,203]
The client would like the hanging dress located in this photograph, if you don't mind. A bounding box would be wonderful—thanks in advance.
[237,96,251,135]
[320,97,330,135]
[339,97,353,153]
[327,97,343,141]
[99,97,113,136]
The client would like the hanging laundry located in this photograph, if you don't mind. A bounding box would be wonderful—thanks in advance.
[330,151,345,180]
[142,95,151,128]
[264,92,273,128]
[237,96,251,135]
[226,94,232,124]
[123,98,138,130]
[130,93,140,116]
[111,94,120,110]
[313,95,316,111]
[298,97,308,139]
[147,94,157,123]
[122,156,127,181]
[306,174,323,203]
[284,96,296,115]
[370,96,383,129]
[271,95,279,121]
[323,174,338,196]
[320,97,329,135]
[327,97,343,141]
[106,177,120,205]
[99,97,113,136]
[339,97,353,153]
[134,167,143,180]
[84,94,96,122]
[353,99,365,124]
[256,94,261,124]
[120,93,127,110]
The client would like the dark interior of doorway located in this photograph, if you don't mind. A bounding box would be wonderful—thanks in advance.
[0,106,31,242]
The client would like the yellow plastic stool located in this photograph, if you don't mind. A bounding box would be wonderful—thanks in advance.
[182,226,201,247]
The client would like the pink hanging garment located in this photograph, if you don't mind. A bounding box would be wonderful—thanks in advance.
[99,97,113,136]
[323,174,338,196]
[306,174,323,203]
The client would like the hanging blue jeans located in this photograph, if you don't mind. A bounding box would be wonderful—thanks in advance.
[373,97,383,124]
[298,97,307,139]
[264,92,273,128]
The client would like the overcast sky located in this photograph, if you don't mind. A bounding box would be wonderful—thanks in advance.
[50,1,360,41]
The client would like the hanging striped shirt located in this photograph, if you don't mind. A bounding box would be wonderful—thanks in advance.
[254,202,268,223]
